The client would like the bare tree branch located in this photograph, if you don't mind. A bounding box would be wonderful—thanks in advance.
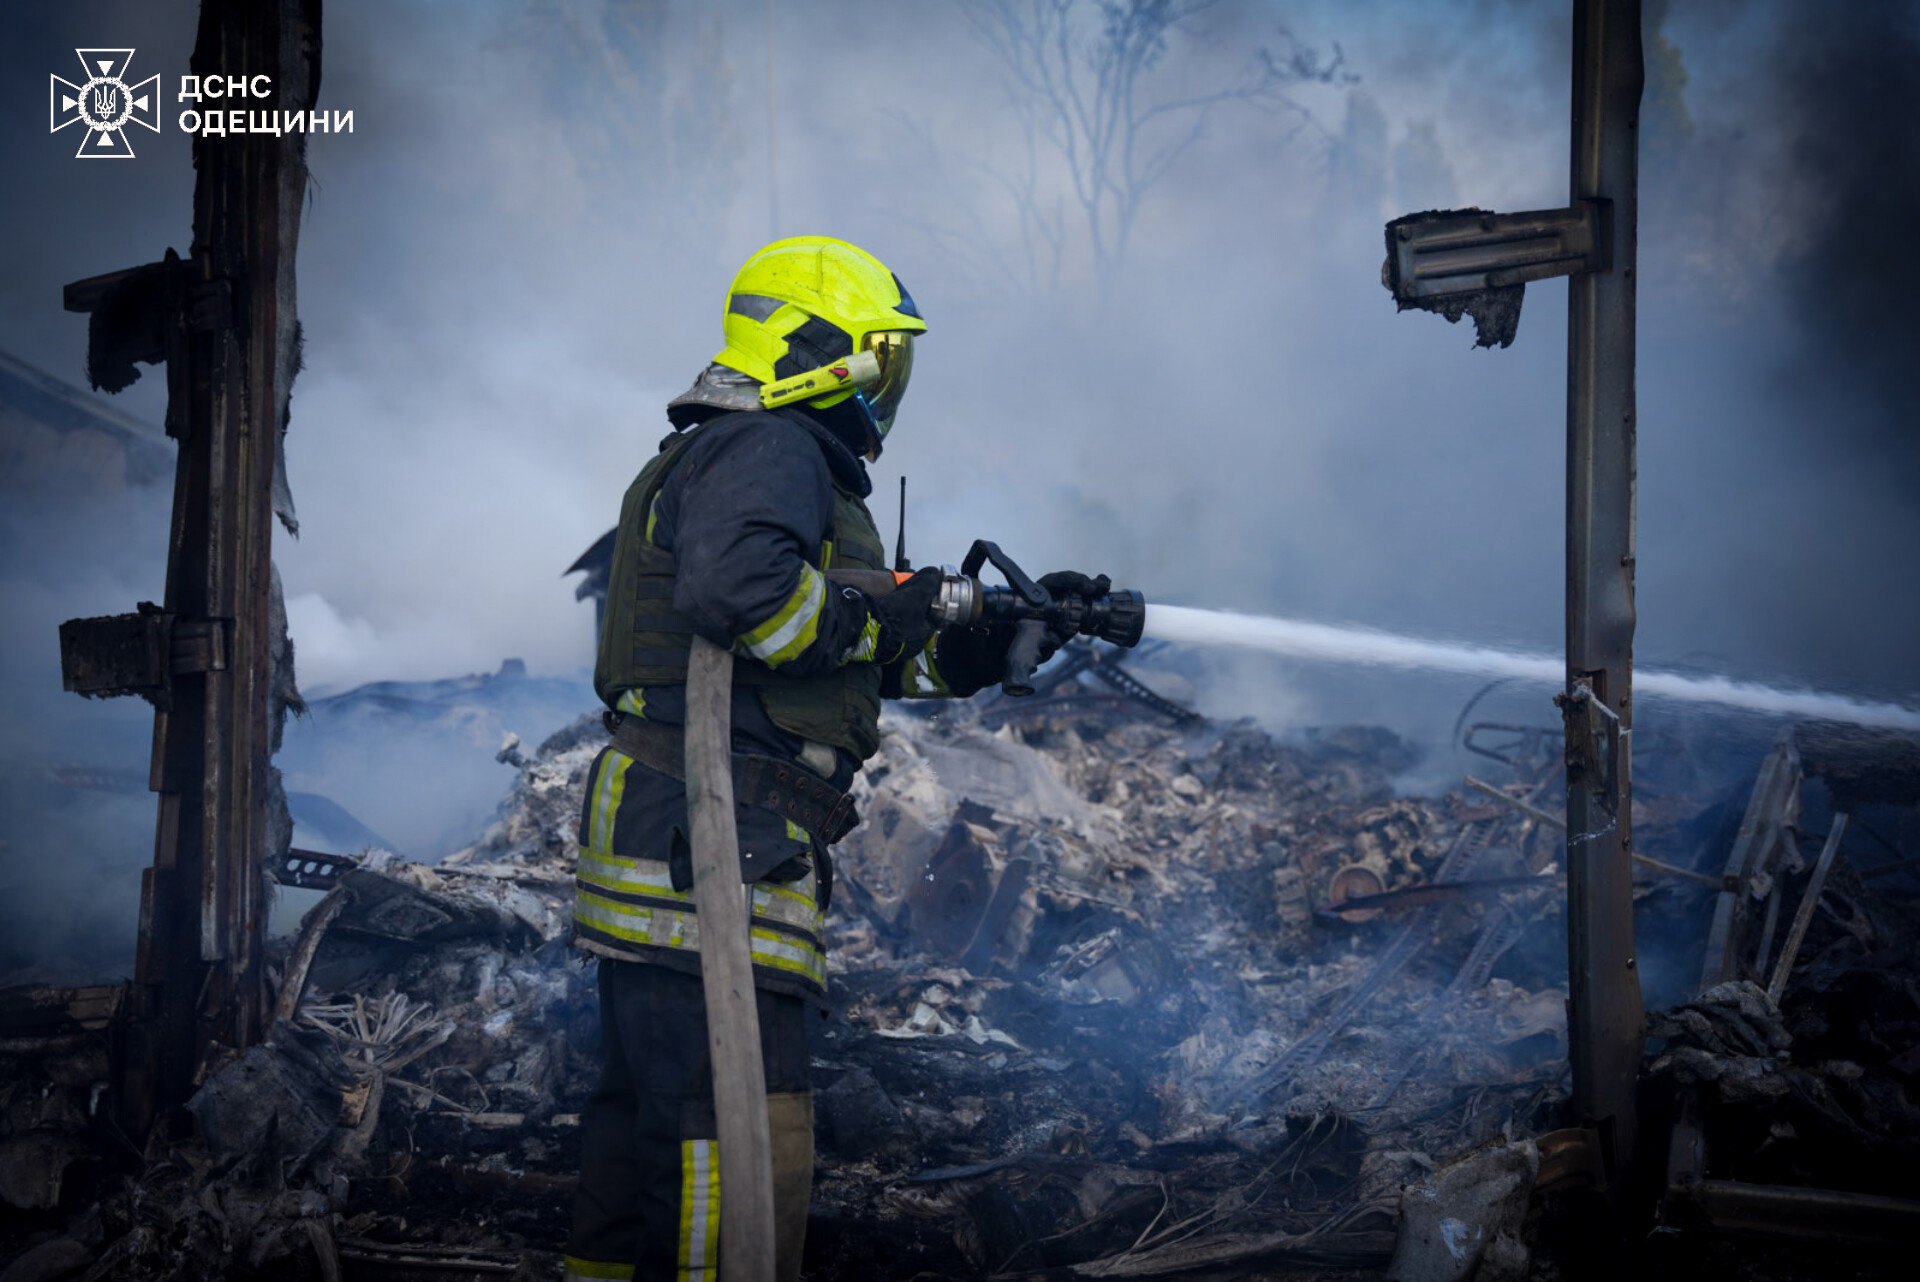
[960,0,1353,292]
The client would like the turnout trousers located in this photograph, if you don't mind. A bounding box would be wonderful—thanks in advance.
[564,959,814,1281]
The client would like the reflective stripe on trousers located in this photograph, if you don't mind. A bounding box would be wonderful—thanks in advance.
[678,1139,721,1278]
[574,845,827,993]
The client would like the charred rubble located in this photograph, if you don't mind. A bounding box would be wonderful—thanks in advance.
[4,676,1919,1280]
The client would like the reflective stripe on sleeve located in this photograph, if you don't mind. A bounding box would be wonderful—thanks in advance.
[616,688,647,718]
[736,563,826,667]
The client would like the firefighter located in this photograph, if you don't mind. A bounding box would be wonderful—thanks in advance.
[564,236,1103,1282]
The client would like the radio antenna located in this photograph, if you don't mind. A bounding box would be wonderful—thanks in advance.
[894,476,909,572]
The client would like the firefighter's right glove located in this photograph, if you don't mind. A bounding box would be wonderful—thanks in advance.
[852,566,943,665]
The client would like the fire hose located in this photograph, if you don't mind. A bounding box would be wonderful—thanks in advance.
[684,636,776,1282]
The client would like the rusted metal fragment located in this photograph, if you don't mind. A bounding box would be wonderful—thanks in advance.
[276,846,359,890]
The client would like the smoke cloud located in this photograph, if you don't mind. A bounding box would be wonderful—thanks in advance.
[2,1,1916,980]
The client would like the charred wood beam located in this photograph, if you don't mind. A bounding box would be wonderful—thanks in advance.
[61,0,320,1137]
[1764,812,1850,1003]
[336,1236,528,1278]
[58,607,229,704]
[1699,743,1801,992]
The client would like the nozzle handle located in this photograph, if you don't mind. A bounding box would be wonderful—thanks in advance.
[961,539,1053,695]
[1003,618,1048,697]
[961,540,1048,608]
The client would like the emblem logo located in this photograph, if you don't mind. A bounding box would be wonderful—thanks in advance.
[50,49,161,158]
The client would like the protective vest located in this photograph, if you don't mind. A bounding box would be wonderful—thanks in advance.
[595,418,888,762]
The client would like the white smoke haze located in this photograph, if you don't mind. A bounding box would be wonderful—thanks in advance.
[3,0,1917,978]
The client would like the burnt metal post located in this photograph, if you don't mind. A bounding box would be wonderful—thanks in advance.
[1561,0,1645,1184]
[60,0,319,1135]
[1382,0,1645,1190]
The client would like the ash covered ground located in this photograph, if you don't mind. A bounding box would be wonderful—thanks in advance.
[4,664,1918,1281]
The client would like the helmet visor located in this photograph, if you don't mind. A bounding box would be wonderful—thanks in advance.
[860,330,915,439]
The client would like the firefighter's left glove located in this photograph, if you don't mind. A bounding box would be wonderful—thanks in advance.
[854,566,944,665]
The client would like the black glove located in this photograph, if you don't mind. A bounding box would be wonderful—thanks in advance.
[931,621,1015,696]
[865,566,943,664]
[1036,570,1110,656]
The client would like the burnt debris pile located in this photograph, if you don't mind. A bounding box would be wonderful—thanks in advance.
[4,689,1919,1280]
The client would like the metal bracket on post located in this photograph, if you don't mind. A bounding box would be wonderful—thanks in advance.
[1382,201,1610,348]
[1557,678,1625,820]
[1387,202,1609,299]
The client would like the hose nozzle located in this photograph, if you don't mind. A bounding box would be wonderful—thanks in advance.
[826,540,1144,694]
